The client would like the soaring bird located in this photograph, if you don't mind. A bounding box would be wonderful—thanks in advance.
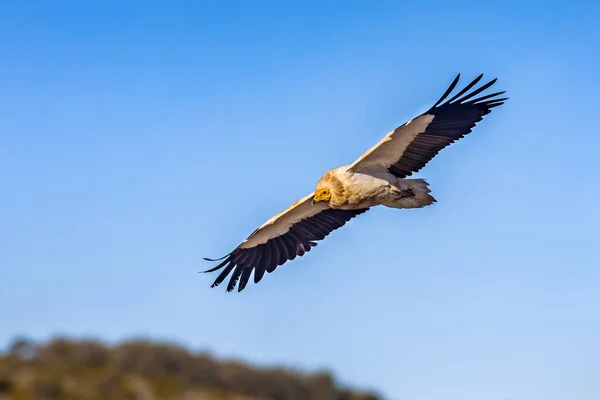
[204,73,507,292]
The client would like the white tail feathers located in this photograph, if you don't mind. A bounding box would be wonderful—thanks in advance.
[388,178,436,209]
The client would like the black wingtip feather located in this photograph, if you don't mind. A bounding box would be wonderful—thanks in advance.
[253,242,270,284]
[237,267,254,292]
[226,265,244,292]
[203,254,230,262]
[210,261,235,288]
[431,73,461,108]
[202,256,231,273]
[470,91,506,104]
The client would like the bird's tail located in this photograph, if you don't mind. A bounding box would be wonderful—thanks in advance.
[389,178,436,209]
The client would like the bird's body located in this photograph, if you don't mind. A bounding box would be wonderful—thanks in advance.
[315,166,435,210]
[204,73,508,292]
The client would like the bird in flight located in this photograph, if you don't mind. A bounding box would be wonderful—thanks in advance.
[204,73,507,292]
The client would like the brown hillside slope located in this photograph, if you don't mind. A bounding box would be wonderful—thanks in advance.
[0,337,382,400]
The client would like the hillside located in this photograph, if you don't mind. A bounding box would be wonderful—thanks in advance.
[0,336,382,400]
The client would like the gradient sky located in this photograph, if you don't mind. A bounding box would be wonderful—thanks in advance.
[1,1,599,400]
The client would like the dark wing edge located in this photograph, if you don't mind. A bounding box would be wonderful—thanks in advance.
[388,73,508,179]
[202,208,369,293]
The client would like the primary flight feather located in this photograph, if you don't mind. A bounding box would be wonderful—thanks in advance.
[204,73,507,292]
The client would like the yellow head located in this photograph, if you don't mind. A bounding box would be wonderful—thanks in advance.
[312,188,331,205]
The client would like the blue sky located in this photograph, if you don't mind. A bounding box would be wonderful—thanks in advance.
[1,1,599,399]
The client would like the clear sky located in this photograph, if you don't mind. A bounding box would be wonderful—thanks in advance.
[1,1,599,399]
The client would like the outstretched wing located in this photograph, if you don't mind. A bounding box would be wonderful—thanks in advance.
[203,193,369,292]
[349,73,507,177]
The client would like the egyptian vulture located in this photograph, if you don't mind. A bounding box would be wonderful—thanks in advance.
[204,73,507,292]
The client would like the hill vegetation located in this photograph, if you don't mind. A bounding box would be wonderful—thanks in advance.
[0,336,382,400]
